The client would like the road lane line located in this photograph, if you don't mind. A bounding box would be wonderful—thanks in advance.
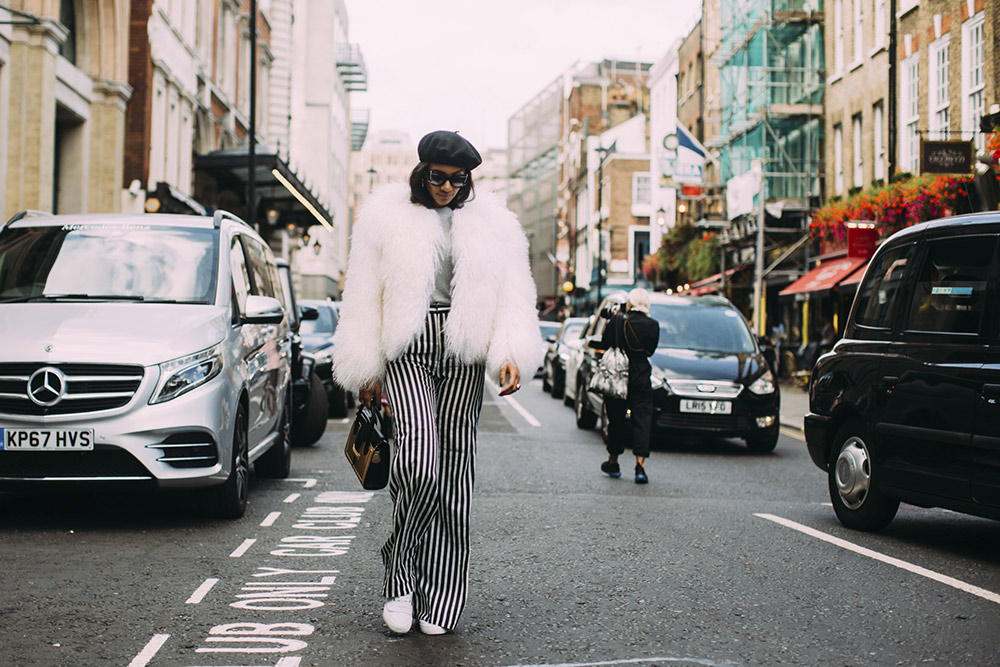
[779,426,804,441]
[286,478,318,487]
[499,656,735,667]
[756,513,1000,605]
[486,378,541,427]
[229,538,256,558]
[260,511,281,527]
[127,634,169,667]
[185,578,219,604]
[284,492,301,503]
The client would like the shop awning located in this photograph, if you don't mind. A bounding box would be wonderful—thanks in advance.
[779,256,868,296]
[194,146,333,230]
[685,265,746,296]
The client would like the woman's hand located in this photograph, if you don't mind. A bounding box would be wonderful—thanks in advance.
[359,379,382,409]
[498,361,521,396]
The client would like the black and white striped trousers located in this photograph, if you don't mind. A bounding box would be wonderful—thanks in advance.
[380,306,485,630]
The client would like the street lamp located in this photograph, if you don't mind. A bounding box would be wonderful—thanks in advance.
[367,166,377,193]
[656,206,666,229]
[594,144,614,306]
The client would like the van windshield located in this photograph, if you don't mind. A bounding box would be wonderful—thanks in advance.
[0,224,219,304]
[649,302,756,354]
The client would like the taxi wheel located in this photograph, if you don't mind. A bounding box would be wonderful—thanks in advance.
[292,372,327,447]
[828,419,899,532]
[256,391,291,478]
[328,384,349,419]
[204,404,249,519]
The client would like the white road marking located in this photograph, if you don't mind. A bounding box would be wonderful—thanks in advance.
[260,511,281,527]
[757,513,1000,605]
[498,657,735,667]
[486,378,541,427]
[286,478,318,488]
[284,493,301,503]
[185,578,219,604]
[127,634,169,667]
[229,538,257,558]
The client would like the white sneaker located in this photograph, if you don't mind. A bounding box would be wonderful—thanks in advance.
[418,620,447,635]
[382,593,413,634]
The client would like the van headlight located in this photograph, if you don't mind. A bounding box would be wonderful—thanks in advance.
[651,368,667,390]
[748,368,776,395]
[151,344,224,404]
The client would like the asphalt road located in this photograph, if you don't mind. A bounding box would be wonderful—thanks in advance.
[2,378,999,667]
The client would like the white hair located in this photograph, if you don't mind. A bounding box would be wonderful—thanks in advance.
[627,288,650,314]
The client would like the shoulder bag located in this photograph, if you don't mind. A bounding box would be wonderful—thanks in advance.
[345,405,390,490]
[588,315,629,400]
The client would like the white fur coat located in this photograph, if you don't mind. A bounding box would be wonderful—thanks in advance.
[331,182,543,391]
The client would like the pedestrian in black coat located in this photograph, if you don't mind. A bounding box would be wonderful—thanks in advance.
[595,288,660,483]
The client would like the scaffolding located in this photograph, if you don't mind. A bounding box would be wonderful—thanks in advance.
[711,0,824,209]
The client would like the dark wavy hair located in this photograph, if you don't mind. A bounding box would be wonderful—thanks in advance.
[408,162,475,210]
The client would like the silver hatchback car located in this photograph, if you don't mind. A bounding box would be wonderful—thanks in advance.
[0,210,293,518]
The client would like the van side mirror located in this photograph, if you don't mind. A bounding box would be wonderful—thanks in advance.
[299,305,319,321]
[243,295,285,324]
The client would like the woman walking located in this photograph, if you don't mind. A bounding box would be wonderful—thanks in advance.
[332,130,541,635]
[597,288,660,483]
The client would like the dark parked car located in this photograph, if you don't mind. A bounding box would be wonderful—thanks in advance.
[274,261,328,447]
[542,317,588,399]
[297,299,353,418]
[536,321,562,378]
[573,292,780,452]
[806,212,1000,531]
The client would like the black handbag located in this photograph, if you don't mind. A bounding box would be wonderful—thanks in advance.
[344,406,390,490]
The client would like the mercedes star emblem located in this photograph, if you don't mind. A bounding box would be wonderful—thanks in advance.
[28,367,67,406]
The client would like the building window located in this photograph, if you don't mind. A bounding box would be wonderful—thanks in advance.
[834,0,845,74]
[631,172,651,217]
[834,124,844,194]
[929,36,950,139]
[853,114,863,188]
[874,101,885,182]
[901,54,920,174]
[852,0,864,63]
[962,11,985,150]
[873,0,887,49]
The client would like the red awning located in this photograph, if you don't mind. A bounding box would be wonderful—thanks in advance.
[779,256,868,296]
[684,266,744,296]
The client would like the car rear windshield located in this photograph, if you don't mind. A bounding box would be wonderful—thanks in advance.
[0,224,219,304]
[300,305,337,335]
[649,303,756,353]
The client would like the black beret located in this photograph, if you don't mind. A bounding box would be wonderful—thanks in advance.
[417,130,482,170]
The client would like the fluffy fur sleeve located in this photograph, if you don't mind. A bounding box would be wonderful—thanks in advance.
[483,199,544,383]
[330,202,385,392]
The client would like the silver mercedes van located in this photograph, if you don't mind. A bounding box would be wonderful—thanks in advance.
[0,210,292,518]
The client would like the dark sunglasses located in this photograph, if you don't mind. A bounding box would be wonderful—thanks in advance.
[427,169,469,188]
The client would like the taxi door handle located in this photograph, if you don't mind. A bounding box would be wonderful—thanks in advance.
[983,384,1000,405]
[881,376,898,394]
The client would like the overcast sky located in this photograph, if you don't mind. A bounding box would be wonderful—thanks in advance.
[342,0,701,152]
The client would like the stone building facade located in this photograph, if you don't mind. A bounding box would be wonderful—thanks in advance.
[2,1,133,219]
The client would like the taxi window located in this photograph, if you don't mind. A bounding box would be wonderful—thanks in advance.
[853,243,914,330]
[903,236,995,334]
